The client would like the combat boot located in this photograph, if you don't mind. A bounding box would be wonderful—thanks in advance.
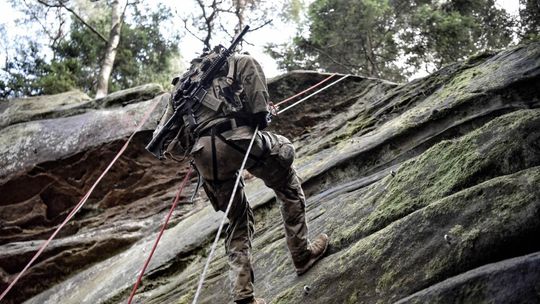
[294,233,329,275]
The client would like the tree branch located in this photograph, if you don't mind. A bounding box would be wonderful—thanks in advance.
[248,19,273,32]
[372,27,393,50]
[122,0,131,19]
[51,14,66,51]
[23,0,59,43]
[219,23,234,40]
[36,0,109,43]
[193,0,227,49]
[1,34,9,72]
[304,43,356,74]
[182,18,207,46]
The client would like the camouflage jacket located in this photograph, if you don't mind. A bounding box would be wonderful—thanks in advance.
[156,54,270,159]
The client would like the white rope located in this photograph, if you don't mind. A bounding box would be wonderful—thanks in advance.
[191,73,352,303]
[278,74,351,115]
[192,125,260,304]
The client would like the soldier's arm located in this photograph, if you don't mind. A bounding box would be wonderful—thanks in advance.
[234,55,270,115]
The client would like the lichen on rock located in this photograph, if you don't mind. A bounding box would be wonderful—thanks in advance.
[0,42,539,304]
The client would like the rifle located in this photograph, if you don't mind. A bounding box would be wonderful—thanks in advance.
[146,25,250,159]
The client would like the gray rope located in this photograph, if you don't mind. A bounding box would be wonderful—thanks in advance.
[192,125,260,304]
[278,74,351,114]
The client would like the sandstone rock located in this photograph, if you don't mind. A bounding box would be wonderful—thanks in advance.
[0,91,92,129]
[394,252,540,304]
[0,94,168,180]
[269,110,540,304]
[92,83,164,108]
[0,42,538,304]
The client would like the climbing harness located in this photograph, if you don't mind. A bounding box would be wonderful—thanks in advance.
[127,165,194,304]
[190,161,203,203]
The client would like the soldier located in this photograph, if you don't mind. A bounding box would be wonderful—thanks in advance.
[154,50,329,304]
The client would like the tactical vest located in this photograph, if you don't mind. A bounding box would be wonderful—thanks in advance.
[173,50,246,126]
[163,51,251,160]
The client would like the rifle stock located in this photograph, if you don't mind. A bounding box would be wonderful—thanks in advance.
[145,108,181,159]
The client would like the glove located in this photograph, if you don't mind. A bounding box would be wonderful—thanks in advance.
[253,112,271,130]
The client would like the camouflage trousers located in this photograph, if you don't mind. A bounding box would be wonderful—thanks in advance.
[192,125,309,302]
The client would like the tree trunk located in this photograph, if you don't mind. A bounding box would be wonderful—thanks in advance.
[365,33,380,77]
[234,0,246,33]
[95,0,127,98]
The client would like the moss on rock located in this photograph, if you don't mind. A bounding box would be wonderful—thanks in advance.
[13,43,540,304]
[331,109,540,250]
[273,165,540,303]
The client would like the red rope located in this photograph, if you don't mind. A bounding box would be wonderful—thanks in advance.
[130,74,340,302]
[273,73,336,107]
[0,99,161,303]
[0,73,342,303]
[127,166,193,304]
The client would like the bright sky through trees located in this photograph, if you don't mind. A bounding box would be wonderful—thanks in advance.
[0,0,521,79]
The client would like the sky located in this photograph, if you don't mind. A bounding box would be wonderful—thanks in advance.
[166,0,521,78]
[0,0,522,79]
[0,0,298,78]
[162,0,301,77]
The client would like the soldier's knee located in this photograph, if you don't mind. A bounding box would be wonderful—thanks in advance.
[244,132,298,190]
[271,134,295,168]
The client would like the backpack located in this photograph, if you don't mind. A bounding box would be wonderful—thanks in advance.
[172,48,245,120]
[162,49,245,160]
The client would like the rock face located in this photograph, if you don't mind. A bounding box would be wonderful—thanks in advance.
[0,43,539,304]
[0,91,92,129]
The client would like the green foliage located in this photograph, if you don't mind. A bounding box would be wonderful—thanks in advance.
[111,7,181,91]
[306,0,402,81]
[1,3,180,98]
[519,0,540,41]
[279,0,305,23]
[36,61,79,95]
[52,4,180,95]
[0,41,50,98]
[265,37,319,71]
[45,16,108,95]
[402,0,514,70]
[268,0,516,81]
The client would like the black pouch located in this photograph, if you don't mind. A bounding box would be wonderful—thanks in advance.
[164,124,194,161]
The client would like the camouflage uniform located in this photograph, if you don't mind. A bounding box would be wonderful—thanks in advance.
[159,54,311,303]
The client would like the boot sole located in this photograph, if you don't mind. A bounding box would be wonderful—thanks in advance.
[296,236,329,276]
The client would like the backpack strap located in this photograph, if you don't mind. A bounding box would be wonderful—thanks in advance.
[226,56,237,84]
[211,128,219,184]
